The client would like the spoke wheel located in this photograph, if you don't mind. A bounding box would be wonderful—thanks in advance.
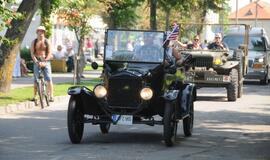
[42,81,50,107]
[67,96,84,144]
[163,102,177,147]
[100,123,111,134]
[37,81,44,109]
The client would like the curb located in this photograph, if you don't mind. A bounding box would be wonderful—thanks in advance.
[0,95,70,115]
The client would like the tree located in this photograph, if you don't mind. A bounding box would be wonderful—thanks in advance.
[0,0,42,93]
[149,0,157,30]
[0,0,21,45]
[98,0,143,29]
[40,0,61,38]
[58,0,98,84]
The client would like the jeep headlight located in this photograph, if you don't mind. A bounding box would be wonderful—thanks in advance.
[258,58,264,63]
[140,87,153,100]
[94,85,107,98]
[213,58,222,65]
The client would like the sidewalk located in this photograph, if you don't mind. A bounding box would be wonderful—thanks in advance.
[11,70,102,89]
[0,62,102,114]
[12,59,103,89]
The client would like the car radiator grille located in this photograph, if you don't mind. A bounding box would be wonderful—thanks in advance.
[191,57,213,68]
[108,77,142,108]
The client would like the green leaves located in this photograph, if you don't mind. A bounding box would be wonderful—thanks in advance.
[0,0,22,44]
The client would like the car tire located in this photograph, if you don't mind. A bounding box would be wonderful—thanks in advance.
[67,96,84,144]
[260,68,269,85]
[227,69,238,101]
[100,123,111,134]
[163,102,177,147]
[238,81,243,98]
[183,95,194,137]
[237,63,243,98]
[260,76,269,85]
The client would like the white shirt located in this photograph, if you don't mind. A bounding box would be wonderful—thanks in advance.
[53,50,65,59]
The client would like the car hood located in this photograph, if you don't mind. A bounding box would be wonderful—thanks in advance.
[248,50,265,60]
[112,68,149,78]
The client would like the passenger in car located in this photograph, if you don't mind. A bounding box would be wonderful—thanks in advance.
[135,33,162,61]
[176,35,203,50]
[208,33,229,50]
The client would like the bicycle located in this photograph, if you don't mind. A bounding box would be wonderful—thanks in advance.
[34,66,50,109]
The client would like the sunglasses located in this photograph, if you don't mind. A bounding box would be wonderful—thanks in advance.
[215,37,221,39]
[194,39,199,41]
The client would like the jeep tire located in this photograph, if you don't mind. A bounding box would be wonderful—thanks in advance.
[227,69,238,101]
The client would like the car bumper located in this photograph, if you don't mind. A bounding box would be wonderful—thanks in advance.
[245,69,266,80]
[184,72,231,87]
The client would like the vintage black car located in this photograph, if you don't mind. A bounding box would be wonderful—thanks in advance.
[67,29,196,146]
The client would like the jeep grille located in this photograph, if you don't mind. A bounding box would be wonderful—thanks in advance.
[191,57,213,68]
[108,77,142,108]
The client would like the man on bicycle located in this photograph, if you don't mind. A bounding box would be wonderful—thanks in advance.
[30,26,54,102]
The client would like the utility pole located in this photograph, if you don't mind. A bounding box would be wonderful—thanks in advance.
[236,0,238,24]
[255,0,258,27]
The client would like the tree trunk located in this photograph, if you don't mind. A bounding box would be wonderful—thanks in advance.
[165,8,171,31]
[150,0,157,30]
[0,0,41,93]
[76,37,85,84]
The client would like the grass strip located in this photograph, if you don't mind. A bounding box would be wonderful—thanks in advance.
[0,79,101,107]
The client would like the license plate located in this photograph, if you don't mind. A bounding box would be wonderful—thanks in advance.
[253,63,263,69]
[112,115,133,125]
[205,75,223,82]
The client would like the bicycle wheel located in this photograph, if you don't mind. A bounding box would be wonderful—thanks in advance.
[43,81,50,107]
[37,81,45,109]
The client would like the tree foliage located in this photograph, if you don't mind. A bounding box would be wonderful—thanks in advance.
[0,0,22,44]
[98,0,143,29]
[57,0,98,84]
[40,0,61,37]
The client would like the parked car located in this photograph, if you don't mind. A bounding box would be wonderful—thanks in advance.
[223,27,270,84]
[67,29,196,146]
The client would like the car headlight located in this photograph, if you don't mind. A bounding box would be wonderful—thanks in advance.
[258,58,264,63]
[94,85,107,98]
[140,87,153,100]
[213,58,222,65]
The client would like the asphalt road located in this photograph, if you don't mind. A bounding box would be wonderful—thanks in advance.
[0,82,270,160]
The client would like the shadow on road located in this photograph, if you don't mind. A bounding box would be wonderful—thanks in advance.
[196,96,227,102]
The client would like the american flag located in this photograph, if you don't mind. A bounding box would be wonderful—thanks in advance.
[167,23,179,40]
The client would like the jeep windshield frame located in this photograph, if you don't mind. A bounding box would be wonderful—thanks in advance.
[104,29,165,64]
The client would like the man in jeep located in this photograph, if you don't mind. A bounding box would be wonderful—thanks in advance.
[30,26,54,102]
[208,33,229,50]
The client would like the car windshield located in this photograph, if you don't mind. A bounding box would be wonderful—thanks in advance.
[223,35,266,51]
[105,30,165,63]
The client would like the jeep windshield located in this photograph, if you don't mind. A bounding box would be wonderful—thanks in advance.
[223,35,266,51]
[105,29,165,63]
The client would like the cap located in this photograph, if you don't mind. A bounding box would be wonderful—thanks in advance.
[36,26,46,32]
[215,33,222,38]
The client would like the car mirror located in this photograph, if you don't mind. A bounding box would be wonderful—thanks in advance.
[91,62,99,70]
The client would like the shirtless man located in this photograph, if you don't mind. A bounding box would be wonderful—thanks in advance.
[30,26,54,102]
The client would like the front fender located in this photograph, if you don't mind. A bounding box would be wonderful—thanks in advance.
[67,86,92,95]
[180,83,196,114]
[217,61,239,69]
[163,90,179,101]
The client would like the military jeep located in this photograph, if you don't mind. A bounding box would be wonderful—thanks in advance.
[177,24,249,101]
